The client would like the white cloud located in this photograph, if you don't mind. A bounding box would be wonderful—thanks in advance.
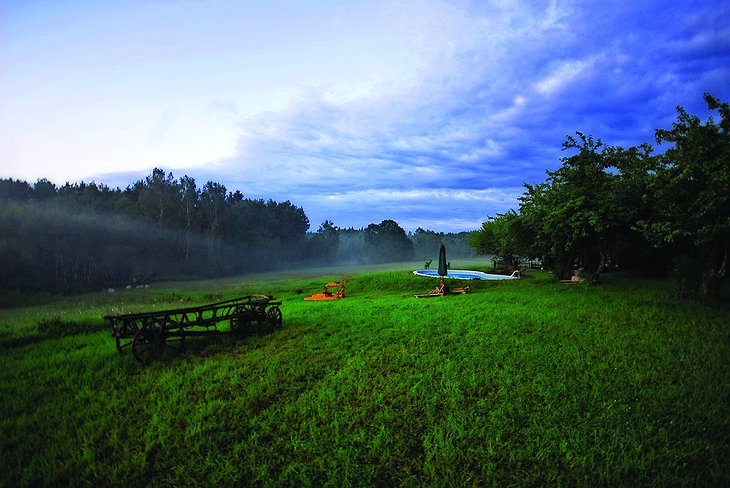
[3,0,729,232]
[300,186,524,232]
[323,188,518,204]
[534,59,592,95]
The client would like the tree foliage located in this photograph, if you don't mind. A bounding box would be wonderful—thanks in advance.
[309,220,339,263]
[0,169,312,292]
[637,94,730,298]
[413,228,475,262]
[470,211,530,268]
[517,133,649,280]
[364,219,414,263]
[472,94,728,298]
[1,169,474,293]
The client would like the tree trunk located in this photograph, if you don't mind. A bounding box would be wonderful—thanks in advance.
[556,250,575,281]
[590,245,607,284]
[699,243,725,300]
[700,266,719,300]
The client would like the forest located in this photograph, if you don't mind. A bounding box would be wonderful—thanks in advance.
[0,170,473,294]
[471,94,729,299]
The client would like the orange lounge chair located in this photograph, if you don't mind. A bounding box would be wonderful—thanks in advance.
[304,281,346,301]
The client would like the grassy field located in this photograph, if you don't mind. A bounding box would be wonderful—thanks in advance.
[1,264,728,486]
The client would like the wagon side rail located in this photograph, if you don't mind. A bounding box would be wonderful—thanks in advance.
[104,294,282,359]
[104,295,269,321]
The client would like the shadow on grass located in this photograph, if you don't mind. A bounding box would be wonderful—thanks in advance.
[0,317,107,349]
[108,320,312,365]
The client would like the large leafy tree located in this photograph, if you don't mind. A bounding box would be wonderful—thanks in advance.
[517,133,625,280]
[470,210,530,268]
[364,219,414,263]
[267,200,310,249]
[638,94,729,298]
[513,133,658,281]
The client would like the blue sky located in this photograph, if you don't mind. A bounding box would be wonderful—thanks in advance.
[2,0,729,232]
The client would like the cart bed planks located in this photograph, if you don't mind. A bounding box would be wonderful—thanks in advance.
[104,295,282,362]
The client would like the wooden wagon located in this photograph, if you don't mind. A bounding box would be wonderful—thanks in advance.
[104,295,282,362]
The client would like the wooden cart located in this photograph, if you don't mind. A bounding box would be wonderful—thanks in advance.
[104,295,282,362]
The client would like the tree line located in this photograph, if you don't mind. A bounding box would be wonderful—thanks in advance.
[1,171,473,293]
[471,94,729,299]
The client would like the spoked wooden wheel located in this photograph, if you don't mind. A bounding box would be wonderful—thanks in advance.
[163,324,185,354]
[132,320,185,362]
[266,306,282,331]
[115,319,139,353]
[231,306,251,335]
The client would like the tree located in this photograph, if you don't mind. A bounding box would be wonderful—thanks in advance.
[0,179,33,201]
[412,228,442,260]
[336,227,366,263]
[267,200,310,250]
[200,181,228,235]
[0,169,318,293]
[518,134,609,279]
[138,168,181,228]
[200,181,228,264]
[441,232,476,258]
[601,143,667,275]
[515,133,653,281]
[179,175,200,263]
[363,219,414,263]
[33,178,57,201]
[470,210,530,268]
[309,220,339,262]
[637,94,730,298]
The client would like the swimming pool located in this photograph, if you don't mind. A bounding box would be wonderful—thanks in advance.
[413,269,517,280]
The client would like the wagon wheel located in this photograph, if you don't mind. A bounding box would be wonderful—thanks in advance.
[240,314,269,335]
[231,305,251,335]
[266,306,283,331]
[132,319,185,362]
[231,316,248,335]
[114,319,139,353]
[164,323,186,355]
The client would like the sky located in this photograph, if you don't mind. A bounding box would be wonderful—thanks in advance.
[2,0,729,232]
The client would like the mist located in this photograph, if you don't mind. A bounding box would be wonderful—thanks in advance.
[1,174,475,294]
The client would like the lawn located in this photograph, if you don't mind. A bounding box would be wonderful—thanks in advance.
[1,266,728,486]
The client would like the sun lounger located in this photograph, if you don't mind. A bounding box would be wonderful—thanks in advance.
[414,281,446,298]
[414,290,446,298]
[561,276,584,285]
[414,282,469,298]
[304,281,346,300]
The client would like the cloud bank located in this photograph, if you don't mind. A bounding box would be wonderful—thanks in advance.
[205,0,729,231]
[3,0,729,232]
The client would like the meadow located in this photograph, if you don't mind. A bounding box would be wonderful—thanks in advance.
[1,262,728,486]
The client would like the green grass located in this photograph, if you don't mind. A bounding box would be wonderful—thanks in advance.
[1,267,728,486]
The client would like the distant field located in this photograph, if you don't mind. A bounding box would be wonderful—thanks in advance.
[149,258,497,290]
[1,265,728,486]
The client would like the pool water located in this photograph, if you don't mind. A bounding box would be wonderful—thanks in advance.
[413,269,516,280]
